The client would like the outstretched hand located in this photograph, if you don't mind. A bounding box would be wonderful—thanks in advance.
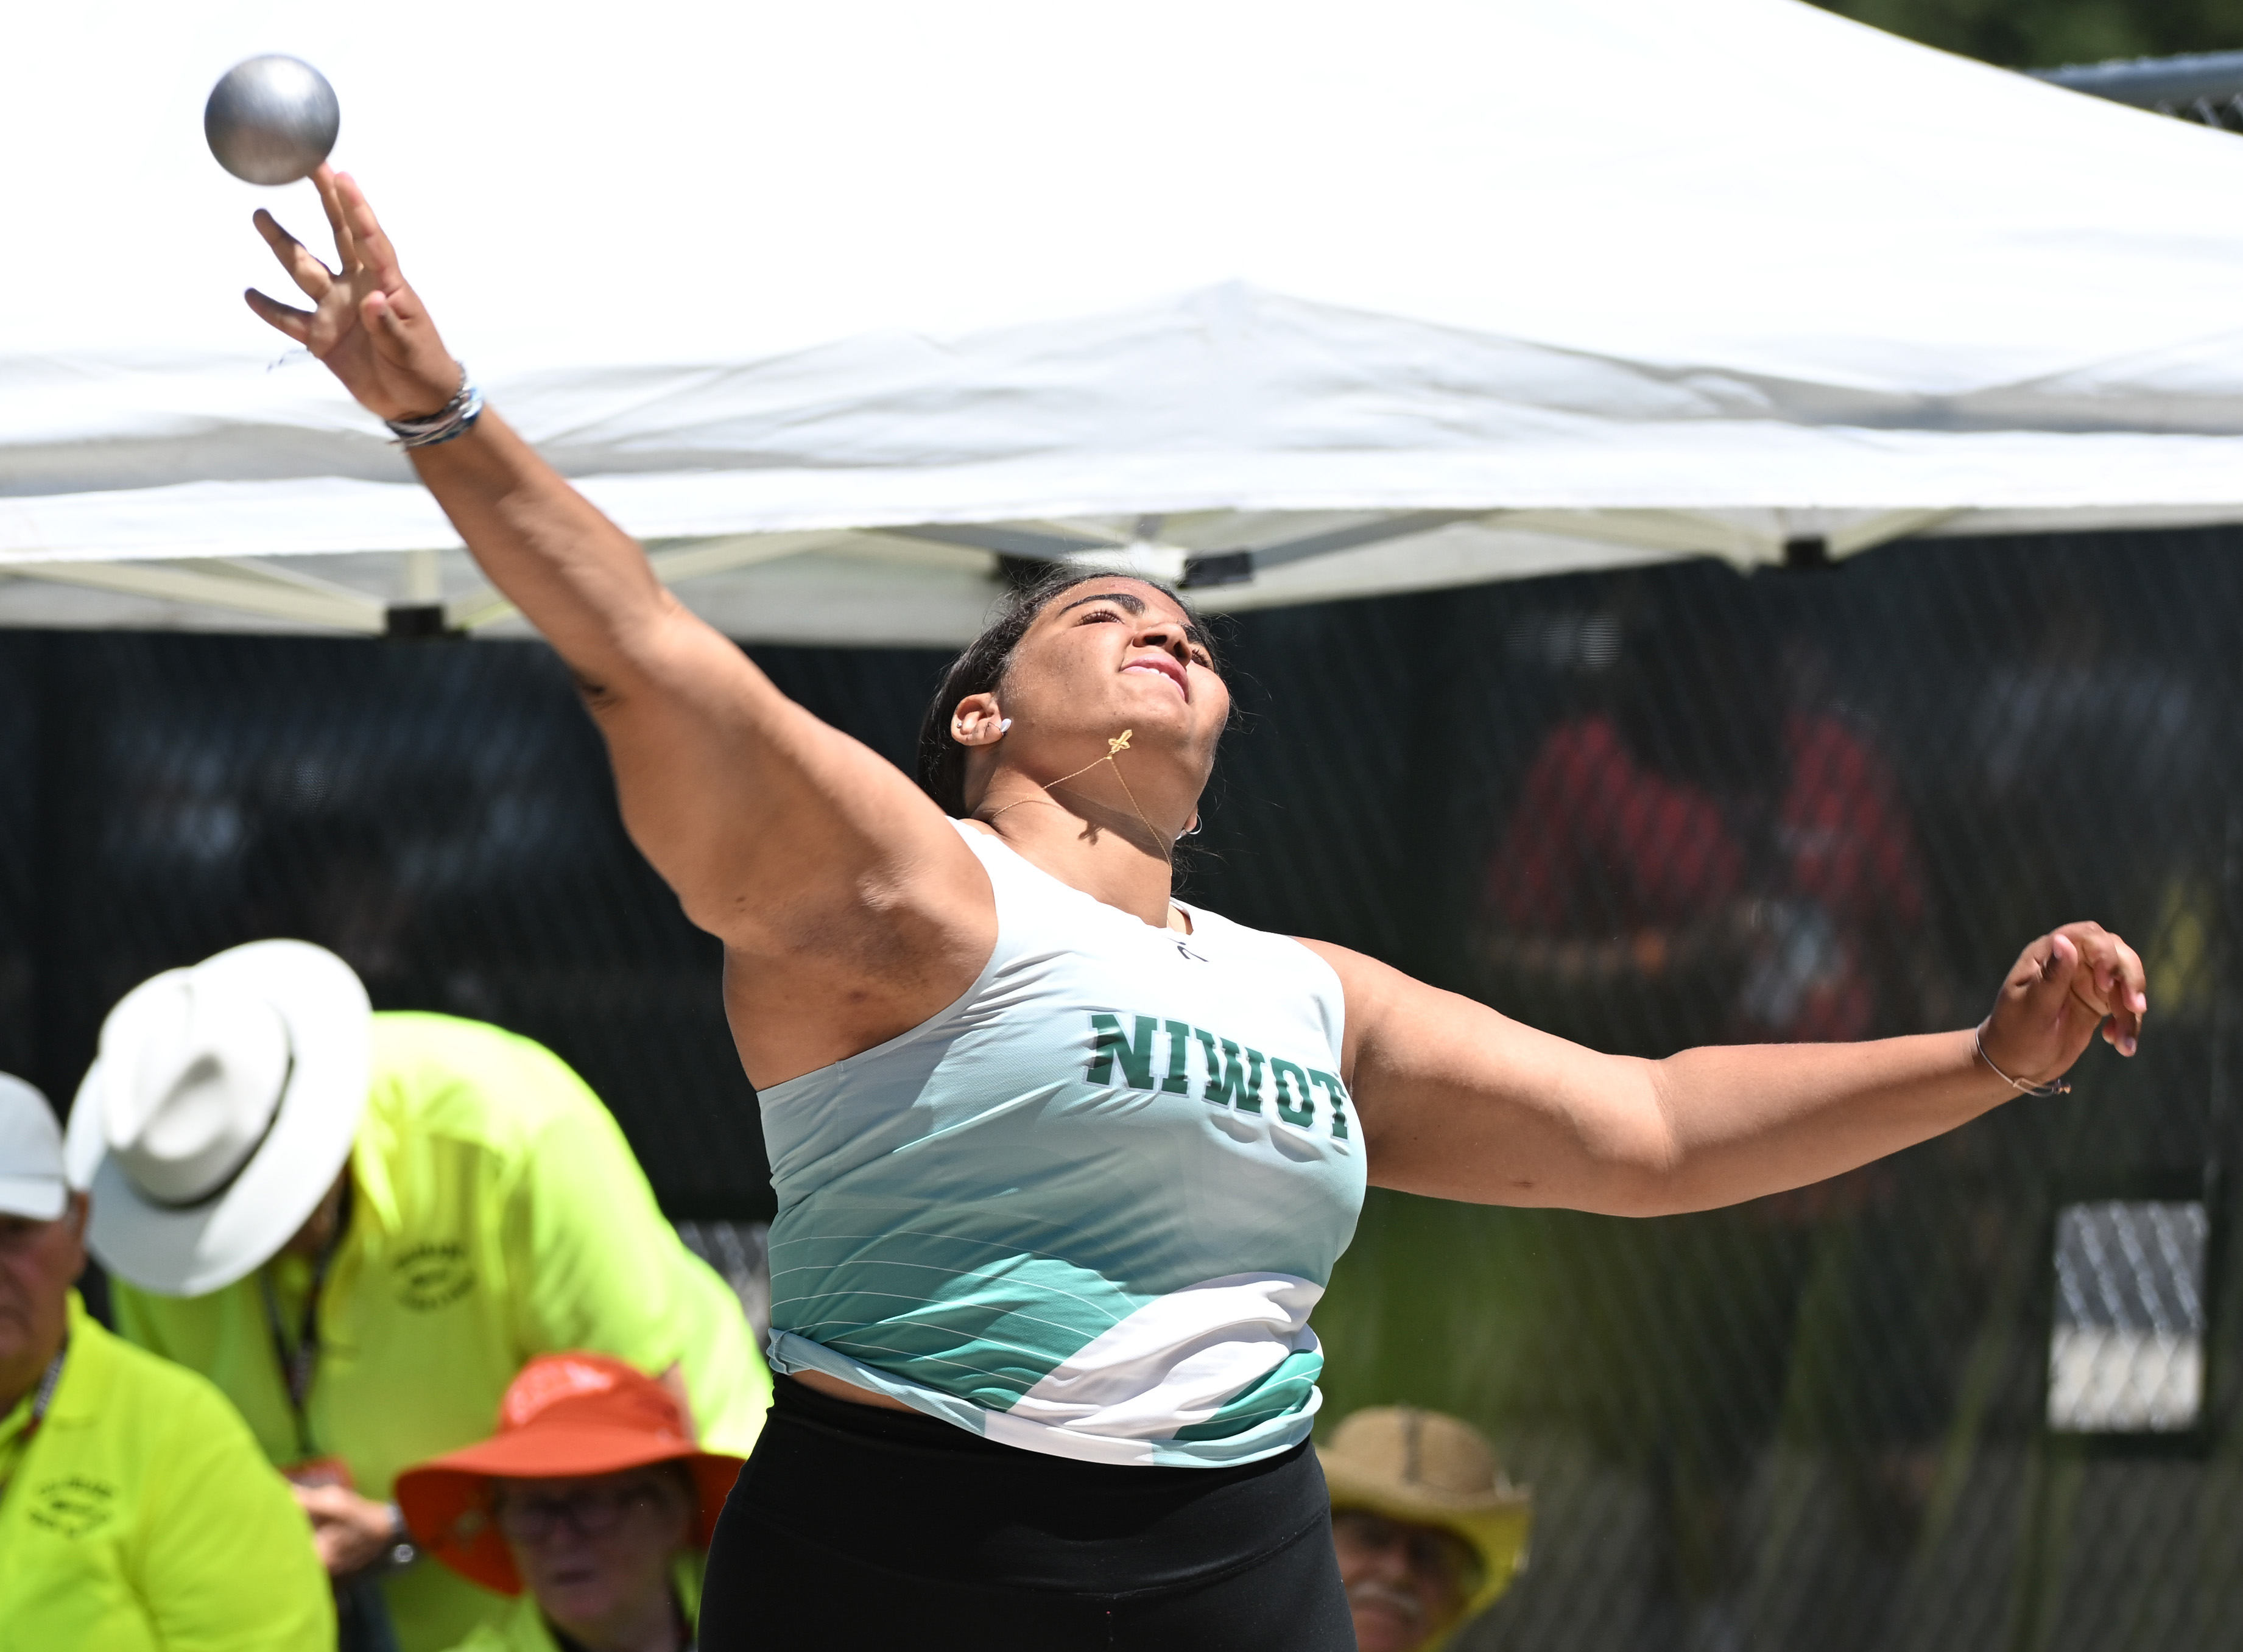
[1978,921,2146,1089]
[247,166,460,423]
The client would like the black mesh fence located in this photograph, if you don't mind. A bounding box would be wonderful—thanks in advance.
[2,524,2239,1647]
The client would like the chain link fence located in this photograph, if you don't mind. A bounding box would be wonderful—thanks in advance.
[1,523,2236,1647]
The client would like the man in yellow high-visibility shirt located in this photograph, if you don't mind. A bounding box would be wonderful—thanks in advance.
[68,940,772,1652]
[0,1073,334,1651]
[1320,1407,1533,1652]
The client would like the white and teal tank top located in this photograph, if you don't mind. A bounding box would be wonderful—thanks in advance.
[761,821,1366,1467]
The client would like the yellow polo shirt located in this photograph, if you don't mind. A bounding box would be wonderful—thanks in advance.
[0,1292,334,1652]
[113,1012,770,1652]
[442,1553,703,1652]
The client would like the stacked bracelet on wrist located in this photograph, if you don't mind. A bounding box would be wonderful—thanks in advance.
[386,365,484,449]
[1973,1024,2069,1097]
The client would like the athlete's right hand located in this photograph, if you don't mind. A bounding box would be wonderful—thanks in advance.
[246,166,462,423]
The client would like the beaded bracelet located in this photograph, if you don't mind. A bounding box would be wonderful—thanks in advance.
[1974,1024,2069,1097]
[386,366,484,449]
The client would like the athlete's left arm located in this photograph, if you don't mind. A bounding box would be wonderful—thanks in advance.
[1303,923,2144,1216]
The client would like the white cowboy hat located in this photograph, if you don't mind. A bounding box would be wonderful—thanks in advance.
[0,1074,67,1221]
[66,940,370,1296]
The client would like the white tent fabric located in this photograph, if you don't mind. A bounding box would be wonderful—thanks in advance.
[7,0,2243,643]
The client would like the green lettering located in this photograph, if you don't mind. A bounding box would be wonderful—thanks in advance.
[1088,1013,1157,1089]
[1196,1030,1266,1113]
[1162,1021,1192,1094]
[1308,1069,1353,1139]
[1269,1059,1315,1127]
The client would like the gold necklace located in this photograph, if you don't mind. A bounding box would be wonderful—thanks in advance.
[980,730,1172,862]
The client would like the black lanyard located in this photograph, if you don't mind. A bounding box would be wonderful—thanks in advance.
[0,1339,68,1506]
[260,1179,353,1461]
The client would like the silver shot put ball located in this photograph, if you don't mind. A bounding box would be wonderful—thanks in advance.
[205,55,340,186]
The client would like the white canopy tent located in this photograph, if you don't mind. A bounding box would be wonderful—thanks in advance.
[7,0,2243,645]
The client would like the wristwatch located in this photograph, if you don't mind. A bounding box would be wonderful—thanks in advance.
[381,1503,418,1572]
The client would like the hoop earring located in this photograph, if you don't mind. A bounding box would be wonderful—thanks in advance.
[1181,816,1202,838]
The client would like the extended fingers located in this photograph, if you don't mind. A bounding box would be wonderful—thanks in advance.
[331,171,404,287]
[252,209,335,300]
[312,164,360,270]
[245,286,315,344]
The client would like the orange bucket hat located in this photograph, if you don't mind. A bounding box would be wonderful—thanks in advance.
[394,1352,747,1595]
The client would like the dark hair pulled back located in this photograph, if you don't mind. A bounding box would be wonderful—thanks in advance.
[914,565,1217,817]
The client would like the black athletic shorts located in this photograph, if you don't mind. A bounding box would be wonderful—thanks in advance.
[698,1375,1355,1650]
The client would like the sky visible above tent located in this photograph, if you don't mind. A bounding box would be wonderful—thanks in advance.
[1811,0,2243,69]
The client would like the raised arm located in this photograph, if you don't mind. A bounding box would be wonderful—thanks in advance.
[246,170,990,1083]
[1311,923,2146,1215]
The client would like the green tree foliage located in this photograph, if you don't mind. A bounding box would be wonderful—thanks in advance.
[1808,0,2243,68]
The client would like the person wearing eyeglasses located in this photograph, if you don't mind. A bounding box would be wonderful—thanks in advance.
[72,941,770,1652]
[0,1074,334,1651]
[1319,1407,1532,1652]
[396,1352,746,1652]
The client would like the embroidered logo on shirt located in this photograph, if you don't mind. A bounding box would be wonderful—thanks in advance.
[393,1242,476,1310]
[27,1474,115,1539]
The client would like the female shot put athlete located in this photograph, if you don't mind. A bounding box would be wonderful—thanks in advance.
[243,169,2147,1650]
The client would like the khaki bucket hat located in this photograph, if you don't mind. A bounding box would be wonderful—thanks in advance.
[1319,1405,1533,1619]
